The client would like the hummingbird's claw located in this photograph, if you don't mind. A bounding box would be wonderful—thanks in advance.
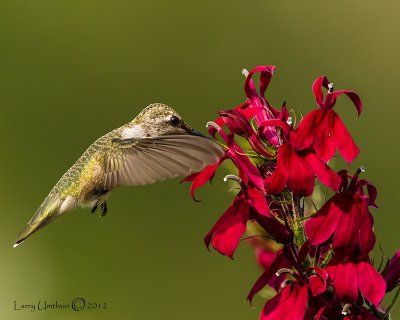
[101,201,107,217]
[91,203,98,214]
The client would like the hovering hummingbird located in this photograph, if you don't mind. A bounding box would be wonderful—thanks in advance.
[14,103,224,247]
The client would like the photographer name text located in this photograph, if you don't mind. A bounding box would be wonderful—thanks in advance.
[13,298,106,312]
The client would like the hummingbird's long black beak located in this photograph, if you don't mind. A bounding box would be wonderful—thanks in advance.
[181,121,210,139]
[188,128,210,139]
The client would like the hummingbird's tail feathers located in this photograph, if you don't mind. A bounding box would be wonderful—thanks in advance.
[13,193,76,247]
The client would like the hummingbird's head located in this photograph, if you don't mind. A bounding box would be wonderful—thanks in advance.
[128,103,207,138]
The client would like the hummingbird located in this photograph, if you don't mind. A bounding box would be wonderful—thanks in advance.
[14,103,224,247]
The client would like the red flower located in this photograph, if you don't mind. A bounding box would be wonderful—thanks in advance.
[243,66,281,146]
[325,255,386,308]
[247,248,329,303]
[247,248,291,303]
[305,169,377,257]
[292,76,362,164]
[214,123,266,193]
[260,282,309,320]
[382,250,400,292]
[204,184,271,258]
[248,245,332,319]
[218,109,274,158]
[188,121,266,195]
[262,118,341,196]
[308,267,330,298]
[207,65,279,146]
[208,66,282,145]
[182,158,225,201]
[182,65,398,319]
[207,103,263,140]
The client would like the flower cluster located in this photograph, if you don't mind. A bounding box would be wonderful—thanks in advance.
[183,66,400,319]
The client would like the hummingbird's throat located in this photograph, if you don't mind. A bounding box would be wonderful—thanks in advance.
[121,124,147,139]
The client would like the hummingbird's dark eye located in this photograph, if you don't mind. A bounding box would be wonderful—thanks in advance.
[169,116,180,126]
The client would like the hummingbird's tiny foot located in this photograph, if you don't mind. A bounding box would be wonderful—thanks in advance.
[91,203,98,214]
[101,201,107,217]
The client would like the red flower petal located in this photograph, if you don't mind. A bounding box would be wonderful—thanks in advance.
[204,199,249,258]
[366,183,378,208]
[309,266,329,297]
[332,89,362,116]
[257,113,279,145]
[224,134,266,193]
[279,103,290,122]
[207,116,226,137]
[353,178,379,207]
[314,266,329,283]
[247,266,287,304]
[219,109,254,137]
[230,152,265,193]
[312,76,329,108]
[357,259,386,308]
[208,103,261,137]
[287,148,315,196]
[291,109,322,150]
[260,288,282,320]
[255,111,281,142]
[264,144,291,194]
[244,65,276,102]
[247,269,275,305]
[331,262,359,303]
[324,264,336,281]
[182,161,222,201]
[305,152,341,192]
[309,275,327,297]
[204,204,233,249]
[243,66,280,145]
[259,119,291,137]
[358,200,376,255]
[240,106,264,119]
[332,201,361,254]
[383,250,400,292]
[261,283,308,320]
[297,240,310,264]
[248,249,290,303]
[315,305,330,320]
[333,112,360,164]
[259,65,276,97]
[304,198,342,246]
[253,214,293,244]
[314,109,336,163]
[247,188,272,217]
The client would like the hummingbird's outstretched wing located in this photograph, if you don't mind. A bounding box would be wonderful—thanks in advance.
[104,134,223,189]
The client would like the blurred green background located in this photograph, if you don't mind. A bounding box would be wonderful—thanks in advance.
[0,0,399,319]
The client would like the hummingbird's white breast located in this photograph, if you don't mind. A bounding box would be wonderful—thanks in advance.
[59,196,76,214]
[121,124,146,139]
